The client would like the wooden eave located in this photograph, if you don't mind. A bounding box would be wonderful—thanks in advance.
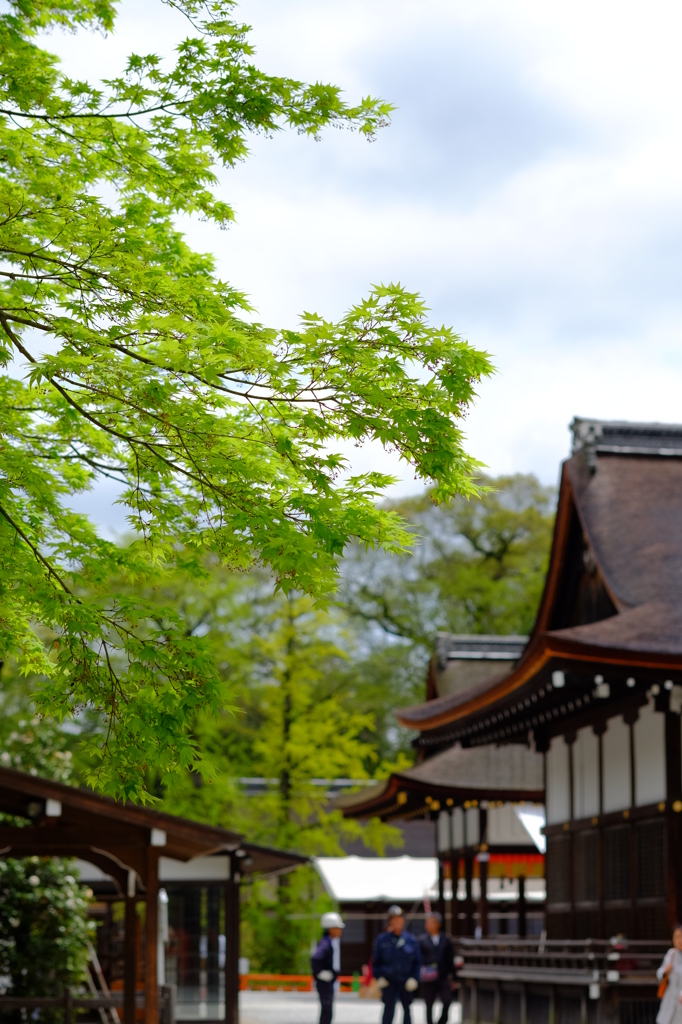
[0,766,307,886]
[337,772,543,821]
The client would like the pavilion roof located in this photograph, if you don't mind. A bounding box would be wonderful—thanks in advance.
[0,765,307,889]
[397,418,682,744]
[336,742,543,819]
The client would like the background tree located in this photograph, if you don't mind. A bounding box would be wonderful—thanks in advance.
[340,473,556,755]
[0,858,93,1022]
[0,670,93,1018]
[0,0,493,796]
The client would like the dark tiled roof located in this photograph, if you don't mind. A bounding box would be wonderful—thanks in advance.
[336,743,543,818]
[398,418,682,732]
[397,743,542,793]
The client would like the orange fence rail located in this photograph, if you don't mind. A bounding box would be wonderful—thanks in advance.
[240,973,360,993]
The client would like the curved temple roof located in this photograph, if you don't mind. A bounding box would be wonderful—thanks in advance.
[398,418,682,736]
[337,741,543,819]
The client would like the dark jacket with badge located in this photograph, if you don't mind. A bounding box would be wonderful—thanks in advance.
[311,933,338,998]
[311,933,338,979]
[418,932,455,982]
[372,929,421,987]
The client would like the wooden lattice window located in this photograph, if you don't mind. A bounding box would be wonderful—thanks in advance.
[546,833,571,904]
[574,829,598,903]
[638,819,666,900]
[603,825,630,901]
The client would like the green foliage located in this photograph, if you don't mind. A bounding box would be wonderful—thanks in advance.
[341,474,556,754]
[0,672,94,1014]
[241,867,334,975]
[154,576,400,854]
[144,575,402,972]
[0,856,93,1019]
[0,662,75,782]
[0,0,493,797]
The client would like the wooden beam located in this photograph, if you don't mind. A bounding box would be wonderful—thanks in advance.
[145,848,159,1024]
[225,858,240,1024]
[124,872,137,1024]
[518,876,527,939]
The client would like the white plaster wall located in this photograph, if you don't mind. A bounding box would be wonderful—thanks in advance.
[453,807,464,849]
[573,726,600,820]
[602,715,631,813]
[634,698,666,806]
[465,807,480,846]
[546,736,571,824]
[487,802,536,845]
[437,810,451,852]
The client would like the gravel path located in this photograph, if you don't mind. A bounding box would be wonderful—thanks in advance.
[239,990,462,1024]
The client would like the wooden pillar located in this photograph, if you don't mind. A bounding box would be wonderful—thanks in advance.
[665,711,682,929]
[225,856,241,1024]
[479,855,489,938]
[465,853,474,937]
[594,722,607,940]
[438,856,446,922]
[124,871,137,1024]
[145,849,159,1024]
[518,876,527,939]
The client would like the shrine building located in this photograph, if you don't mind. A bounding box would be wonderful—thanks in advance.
[397,418,682,943]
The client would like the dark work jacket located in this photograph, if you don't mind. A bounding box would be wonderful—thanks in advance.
[311,937,337,983]
[418,932,455,982]
[372,930,421,987]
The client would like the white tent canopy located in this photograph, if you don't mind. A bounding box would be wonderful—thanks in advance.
[315,856,439,903]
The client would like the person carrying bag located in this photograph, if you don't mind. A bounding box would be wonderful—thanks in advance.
[657,925,682,1024]
[418,913,455,1024]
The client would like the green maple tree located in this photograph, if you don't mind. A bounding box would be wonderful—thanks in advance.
[0,0,492,796]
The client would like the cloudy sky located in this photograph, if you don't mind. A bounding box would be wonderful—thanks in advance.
[44,0,682,515]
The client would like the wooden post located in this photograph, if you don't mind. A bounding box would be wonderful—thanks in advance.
[475,856,485,937]
[518,876,527,939]
[124,872,137,1024]
[665,711,682,928]
[145,849,159,1024]
[465,854,474,937]
[225,856,241,1024]
[479,855,489,938]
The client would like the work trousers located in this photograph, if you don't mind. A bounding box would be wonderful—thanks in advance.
[421,978,453,1024]
[316,980,334,1024]
[381,984,414,1024]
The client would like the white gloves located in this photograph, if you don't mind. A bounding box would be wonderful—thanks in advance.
[317,971,334,982]
[405,978,418,992]
[377,978,389,988]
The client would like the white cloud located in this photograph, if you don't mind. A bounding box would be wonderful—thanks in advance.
[39,0,682,497]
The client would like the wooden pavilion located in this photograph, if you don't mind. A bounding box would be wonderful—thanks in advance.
[398,418,682,944]
[0,765,306,1024]
[338,635,545,938]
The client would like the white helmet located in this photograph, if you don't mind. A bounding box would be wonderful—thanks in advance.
[321,912,345,930]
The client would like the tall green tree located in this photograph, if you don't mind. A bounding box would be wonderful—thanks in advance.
[0,0,493,795]
[341,474,556,755]
[137,570,397,854]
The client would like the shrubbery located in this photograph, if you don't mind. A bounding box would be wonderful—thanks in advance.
[0,858,93,1021]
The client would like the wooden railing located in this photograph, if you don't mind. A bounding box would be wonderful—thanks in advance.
[0,985,175,1024]
[455,937,668,988]
[239,973,360,993]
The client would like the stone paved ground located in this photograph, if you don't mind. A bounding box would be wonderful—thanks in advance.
[239,990,463,1024]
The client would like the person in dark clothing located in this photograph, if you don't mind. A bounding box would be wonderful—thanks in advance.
[372,905,422,1024]
[418,913,455,1024]
[311,912,345,1024]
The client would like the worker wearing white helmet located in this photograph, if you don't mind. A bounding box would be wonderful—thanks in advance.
[311,911,345,1024]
